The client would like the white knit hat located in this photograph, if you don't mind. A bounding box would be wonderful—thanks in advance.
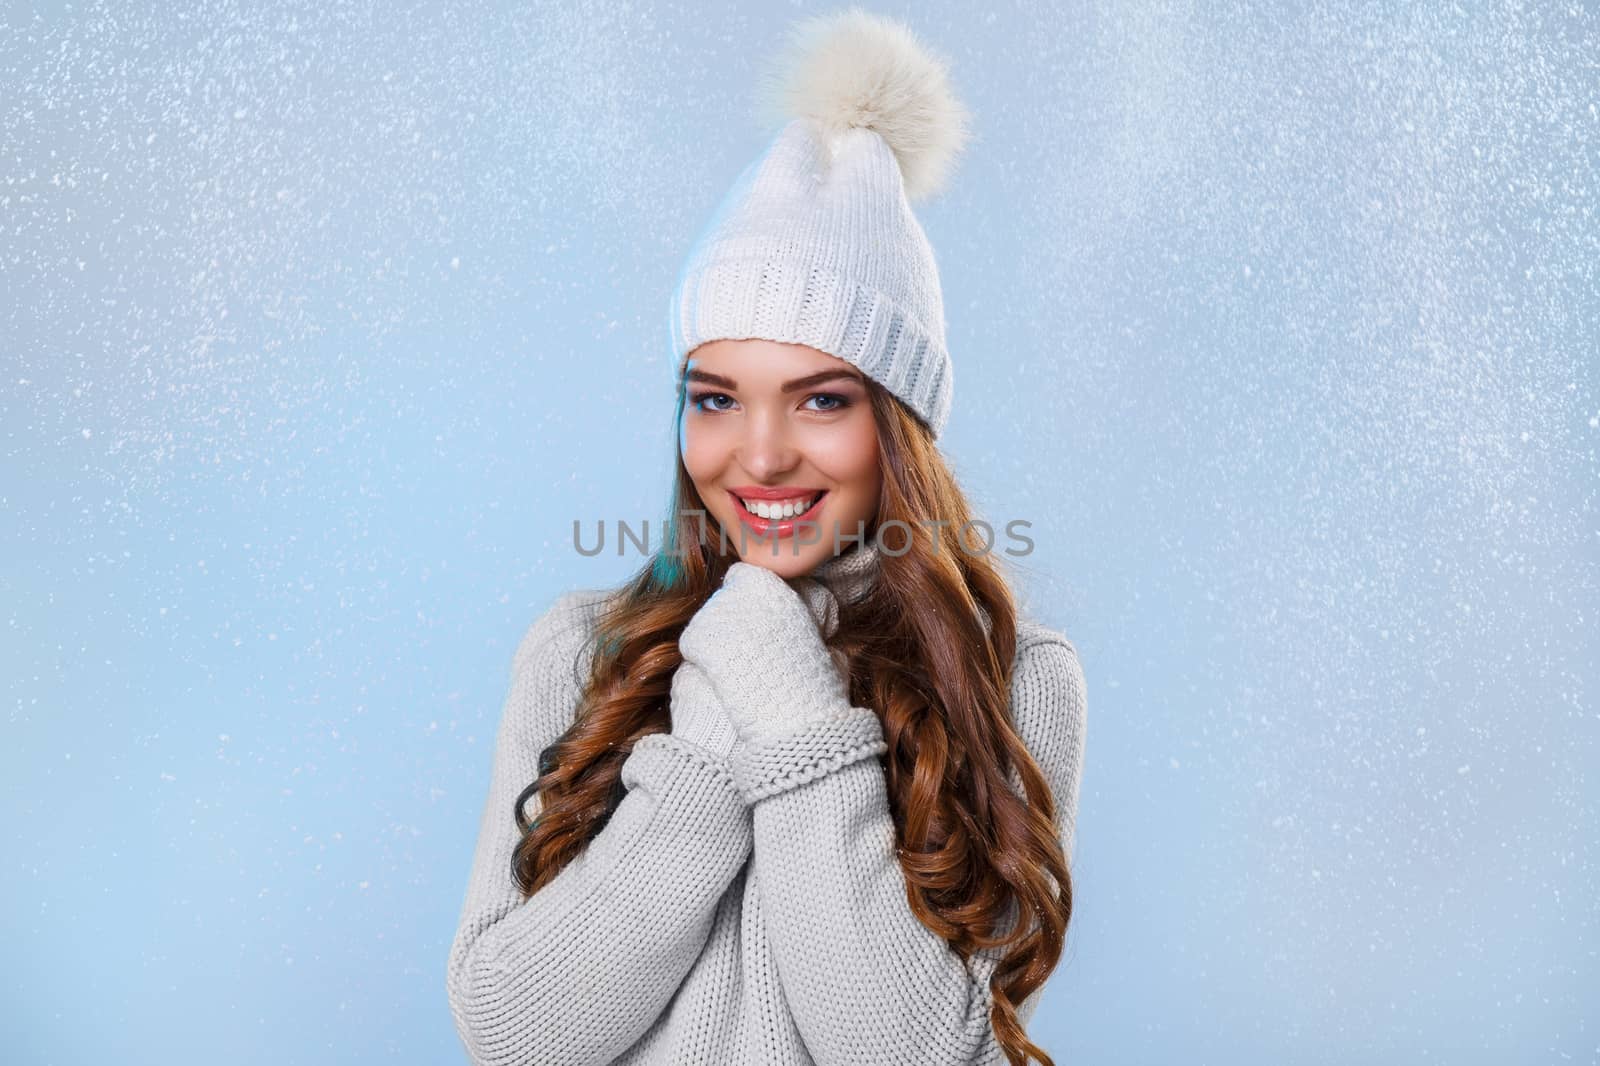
[669,8,972,440]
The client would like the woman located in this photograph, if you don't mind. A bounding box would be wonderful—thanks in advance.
[446,9,1087,1065]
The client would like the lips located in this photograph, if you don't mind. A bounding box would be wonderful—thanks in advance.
[728,485,828,501]
[727,489,828,535]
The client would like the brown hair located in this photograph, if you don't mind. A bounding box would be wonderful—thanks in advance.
[510,377,1073,1066]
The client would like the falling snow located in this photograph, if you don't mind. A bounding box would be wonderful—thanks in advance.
[3,1,1596,1063]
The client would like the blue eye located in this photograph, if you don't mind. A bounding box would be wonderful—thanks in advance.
[806,393,850,412]
[689,391,736,413]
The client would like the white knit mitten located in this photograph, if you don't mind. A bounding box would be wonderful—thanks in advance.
[678,562,852,747]
[667,660,740,760]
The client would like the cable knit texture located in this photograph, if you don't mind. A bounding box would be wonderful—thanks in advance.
[446,543,1088,1065]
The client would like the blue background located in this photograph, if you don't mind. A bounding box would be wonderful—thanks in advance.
[3,1,1596,1062]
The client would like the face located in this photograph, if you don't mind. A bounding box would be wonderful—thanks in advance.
[679,338,882,579]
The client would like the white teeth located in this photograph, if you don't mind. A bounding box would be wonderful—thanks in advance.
[738,494,818,519]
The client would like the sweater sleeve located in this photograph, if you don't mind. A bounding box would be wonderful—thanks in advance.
[728,630,1088,1065]
[445,590,756,1066]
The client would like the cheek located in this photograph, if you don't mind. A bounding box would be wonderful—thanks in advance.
[681,424,741,520]
[679,420,724,483]
[810,427,880,507]
[813,418,878,481]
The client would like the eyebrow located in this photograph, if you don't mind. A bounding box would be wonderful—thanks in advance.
[684,368,866,393]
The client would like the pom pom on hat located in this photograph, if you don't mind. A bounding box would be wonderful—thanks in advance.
[752,6,972,203]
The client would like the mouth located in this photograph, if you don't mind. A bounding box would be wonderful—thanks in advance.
[727,489,828,533]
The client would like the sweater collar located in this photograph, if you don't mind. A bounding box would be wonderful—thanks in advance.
[808,539,881,607]
[800,539,995,638]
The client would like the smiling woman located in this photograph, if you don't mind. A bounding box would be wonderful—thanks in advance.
[679,339,884,579]
[446,9,1087,1066]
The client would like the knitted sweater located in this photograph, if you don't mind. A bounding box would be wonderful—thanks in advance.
[446,545,1088,1065]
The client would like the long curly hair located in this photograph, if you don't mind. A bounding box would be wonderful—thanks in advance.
[509,377,1074,1066]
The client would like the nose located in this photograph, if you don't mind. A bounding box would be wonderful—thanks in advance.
[737,408,801,480]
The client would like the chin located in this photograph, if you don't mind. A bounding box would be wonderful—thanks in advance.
[737,545,818,575]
